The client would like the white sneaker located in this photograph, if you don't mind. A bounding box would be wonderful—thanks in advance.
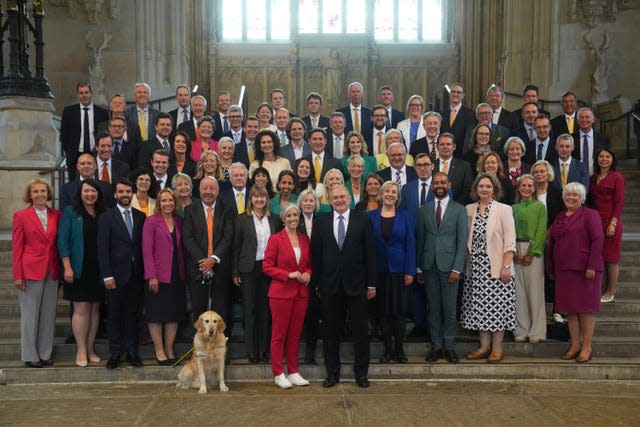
[274,373,293,389]
[287,372,310,386]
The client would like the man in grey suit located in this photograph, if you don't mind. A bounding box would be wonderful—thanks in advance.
[552,133,590,190]
[416,172,468,364]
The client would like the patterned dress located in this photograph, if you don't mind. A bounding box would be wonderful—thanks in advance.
[461,202,516,332]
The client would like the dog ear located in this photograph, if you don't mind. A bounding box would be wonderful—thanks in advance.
[218,317,226,335]
[194,317,203,333]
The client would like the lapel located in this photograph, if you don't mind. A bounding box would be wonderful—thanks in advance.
[425,203,437,230]
[113,206,132,240]
[439,200,453,230]
[27,206,47,238]
[486,202,499,239]
[281,231,298,267]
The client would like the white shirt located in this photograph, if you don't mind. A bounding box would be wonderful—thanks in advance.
[155,174,168,189]
[177,107,191,127]
[435,195,450,217]
[303,213,313,238]
[252,212,271,261]
[535,137,551,160]
[372,126,387,156]
[332,209,350,246]
[332,134,344,159]
[313,151,325,172]
[231,130,243,145]
[291,140,306,160]
[78,103,96,151]
[492,106,503,125]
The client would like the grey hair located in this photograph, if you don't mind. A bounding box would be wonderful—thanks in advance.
[563,182,587,204]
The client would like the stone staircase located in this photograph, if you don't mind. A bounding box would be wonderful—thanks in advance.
[1,163,639,384]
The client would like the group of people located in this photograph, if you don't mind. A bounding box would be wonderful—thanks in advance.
[12,80,624,388]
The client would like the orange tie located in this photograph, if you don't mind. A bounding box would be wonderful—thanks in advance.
[101,162,110,183]
[206,207,214,256]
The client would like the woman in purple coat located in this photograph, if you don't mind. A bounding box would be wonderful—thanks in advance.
[547,182,604,363]
[142,188,186,365]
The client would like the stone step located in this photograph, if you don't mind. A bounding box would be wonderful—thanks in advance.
[594,318,640,337]
[0,302,70,318]
[622,238,640,251]
[620,251,640,265]
[619,267,640,282]
[2,356,639,385]
[614,282,640,299]
[0,318,70,339]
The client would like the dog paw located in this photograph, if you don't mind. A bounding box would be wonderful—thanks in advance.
[219,384,229,392]
[198,387,208,394]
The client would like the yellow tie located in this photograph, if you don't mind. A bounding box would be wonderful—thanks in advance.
[567,115,574,134]
[377,131,384,154]
[442,160,449,174]
[353,108,360,132]
[236,192,245,214]
[314,155,322,182]
[248,142,255,164]
[449,108,457,127]
[138,109,147,141]
[561,162,568,188]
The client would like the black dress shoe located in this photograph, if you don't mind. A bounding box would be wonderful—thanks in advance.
[25,361,42,368]
[125,352,143,367]
[39,359,54,366]
[259,352,270,363]
[248,356,259,364]
[425,348,442,363]
[322,375,340,388]
[379,353,394,364]
[156,358,172,366]
[303,357,317,365]
[356,376,370,388]
[395,350,408,364]
[445,349,459,364]
[106,353,121,370]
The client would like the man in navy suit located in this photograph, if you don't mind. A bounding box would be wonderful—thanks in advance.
[336,81,371,134]
[212,91,232,141]
[511,102,540,146]
[440,83,477,158]
[486,85,517,131]
[416,172,468,364]
[234,116,259,168]
[59,153,114,211]
[94,133,131,186]
[107,116,139,170]
[124,82,160,143]
[59,83,109,179]
[377,143,418,187]
[551,91,579,137]
[552,134,590,190]
[218,163,250,215]
[168,84,192,133]
[524,115,557,165]
[573,107,611,175]
[301,92,330,134]
[377,85,405,129]
[97,177,146,369]
[433,133,473,204]
[305,128,341,183]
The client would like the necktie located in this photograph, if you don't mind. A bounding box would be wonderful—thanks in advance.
[442,160,449,174]
[236,192,245,214]
[138,109,147,141]
[567,115,574,134]
[528,127,535,141]
[337,215,345,250]
[157,179,164,191]
[114,140,121,155]
[182,109,189,125]
[123,209,133,238]
[82,107,91,152]
[377,131,384,154]
[280,131,287,145]
[429,140,437,162]
[582,134,589,166]
[353,108,360,132]
[395,170,402,185]
[248,142,255,163]
[436,200,442,229]
[314,155,322,182]
[449,108,457,127]
[101,162,110,183]
[223,116,229,134]
[420,182,427,206]
[234,132,241,145]
[334,136,342,157]
[206,206,214,256]
[492,110,499,125]
[388,109,393,126]
[561,162,568,188]
[161,139,169,152]
[312,117,318,129]
[537,143,544,160]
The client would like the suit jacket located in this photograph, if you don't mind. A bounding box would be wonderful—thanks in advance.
[59,103,109,157]
[97,206,145,285]
[545,182,564,227]
[551,112,578,137]
[282,141,312,167]
[169,107,193,134]
[399,179,438,220]
[233,133,252,168]
[512,106,550,129]
[377,166,418,184]
[219,186,250,216]
[138,135,170,172]
[124,105,161,142]
[324,132,345,158]
[57,206,93,279]
[416,198,468,273]
[571,130,611,163]
[433,158,473,204]
[497,108,518,131]
[168,157,197,178]
[552,158,590,190]
[311,209,376,297]
[440,105,477,157]
[336,105,372,134]
[388,108,405,129]
[301,115,330,134]
[367,208,416,275]
[524,138,558,165]
[12,205,61,281]
[112,137,139,171]
[182,201,234,280]
[177,118,197,141]
[232,213,282,275]
[95,158,131,184]
[511,126,535,145]
[409,136,437,159]
[262,229,312,299]
[465,201,516,278]
[304,153,342,183]
[141,214,185,283]
[212,112,226,141]
[59,177,115,212]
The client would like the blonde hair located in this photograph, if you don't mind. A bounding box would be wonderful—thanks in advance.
[153,188,179,215]
[23,179,53,204]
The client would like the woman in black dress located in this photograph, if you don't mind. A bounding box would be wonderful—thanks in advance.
[57,179,106,367]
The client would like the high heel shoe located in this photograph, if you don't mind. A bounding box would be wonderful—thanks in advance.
[560,348,581,360]
[576,351,593,363]
[600,295,615,303]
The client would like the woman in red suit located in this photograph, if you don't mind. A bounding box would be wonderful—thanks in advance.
[12,179,61,367]
[547,182,604,363]
[588,148,625,303]
[263,203,311,389]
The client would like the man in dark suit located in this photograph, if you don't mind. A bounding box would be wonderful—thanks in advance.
[377,85,405,128]
[311,185,376,388]
[274,108,292,146]
[234,116,259,168]
[440,83,477,157]
[511,102,540,145]
[177,94,207,141]
[410,112,442,161]
[168,84,192,133]
[97,177,146,369]
[433,133,473,204]
[551,91,579,137]
[305,128,341,183]
[325,112,348,159]
[336,81,371,134]
[107,116,139,170]
[139,113,173,171]
[573,107,611,175]
[212,91,232,141]
[486,85,518,131]
[552,134,590,190]
[300,92,330,135]
[511,83,551,129]
[524,115,557,165]
[364,104,389,156]
[377,142,418,187]
[94,133,131,186]
[59,83,109,179]
[124,82,160,143]
[59,153,114,211]
[218,163,249,215]
[182,177,234,324]
[281,118,312,167]
[416,172,468,364]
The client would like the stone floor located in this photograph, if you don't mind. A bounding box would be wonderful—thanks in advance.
[1,379,639,426]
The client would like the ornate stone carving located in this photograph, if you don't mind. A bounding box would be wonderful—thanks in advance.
[48,0,120,22]
[84,30,112,106]
[584,29,612,104]
[569,0,636,27]
[22,134,56,162]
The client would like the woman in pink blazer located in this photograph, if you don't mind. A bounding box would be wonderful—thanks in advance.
[12,179,61,367]
[263,203,312,389]
[142,188,186,365]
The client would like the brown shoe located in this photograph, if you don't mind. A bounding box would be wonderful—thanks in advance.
[560,348,580,360]
[465,348,491,360]
[487,351,504,363]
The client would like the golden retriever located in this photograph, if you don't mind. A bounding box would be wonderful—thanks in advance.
[176,310,229,393]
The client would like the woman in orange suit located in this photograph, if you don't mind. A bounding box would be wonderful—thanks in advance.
[263,203,312,389]
[12,179,61,368]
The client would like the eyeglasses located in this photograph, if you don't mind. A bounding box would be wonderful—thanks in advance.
[372,114,387,119]
[415,163,433,168]
[409,104,422,108]
[109,124,125,129]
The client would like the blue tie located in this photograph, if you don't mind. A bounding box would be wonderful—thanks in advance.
[582,134,589,166]
[182,109,189,125]
[337,215,345,250]
[223,116,229,134]
[123,210,133,238]
[537,143,544,160]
